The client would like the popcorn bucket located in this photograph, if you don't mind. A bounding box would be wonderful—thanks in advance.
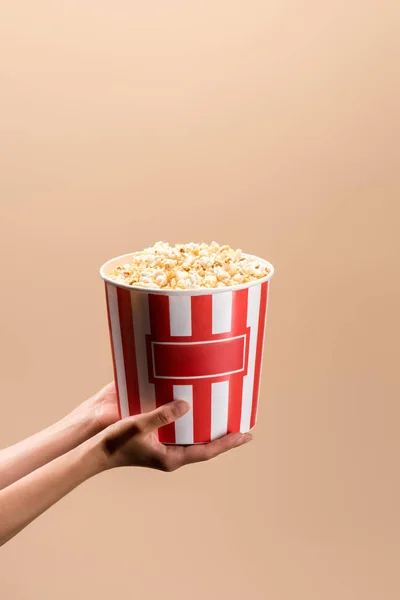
[100,253,274,444]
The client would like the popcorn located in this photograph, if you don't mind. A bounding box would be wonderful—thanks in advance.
[108,241,270,290]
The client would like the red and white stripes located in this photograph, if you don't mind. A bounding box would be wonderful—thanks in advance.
[105,282,269,443]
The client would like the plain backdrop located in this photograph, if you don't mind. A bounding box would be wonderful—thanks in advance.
[0,2,399,599]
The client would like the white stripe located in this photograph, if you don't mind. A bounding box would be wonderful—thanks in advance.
[131,292,156,414]
[211,381,229,440]
[212,291,233,334]
[173,385,193,444]
[240,284,261,432]
[169,295,192,337]
[106,284,129,418]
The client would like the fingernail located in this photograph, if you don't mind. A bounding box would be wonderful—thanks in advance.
[174,400,190,413]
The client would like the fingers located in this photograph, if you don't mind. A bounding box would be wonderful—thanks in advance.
[164,432,253,470]
[91,381,116,405]
[93,381,116,398]
[100,381,116,394]
[182,432,252,464]
[134,400,190,433]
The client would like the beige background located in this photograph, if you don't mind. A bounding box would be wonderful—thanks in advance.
[0,2,399,599]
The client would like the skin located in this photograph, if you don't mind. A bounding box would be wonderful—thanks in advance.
[0,382,252,547]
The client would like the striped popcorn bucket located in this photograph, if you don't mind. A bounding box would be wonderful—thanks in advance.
[100,253,274,444]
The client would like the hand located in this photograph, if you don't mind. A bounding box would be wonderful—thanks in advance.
[99,400,253,472]
[74,381,120,434]
[0,381,120,492]
[0,387,252,547]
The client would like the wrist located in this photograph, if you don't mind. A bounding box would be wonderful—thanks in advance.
[75,432,112,478]
[83,428,117,474]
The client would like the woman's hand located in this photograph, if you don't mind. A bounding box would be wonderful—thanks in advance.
[0,381,119,491]
[78,383,253,471]
[0,394,252,547]
[99,399,253,472]
[0,383,252,547]
[72,381,120,434]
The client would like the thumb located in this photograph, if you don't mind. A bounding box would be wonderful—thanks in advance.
[135,400,190,433]
[103,400,190,448]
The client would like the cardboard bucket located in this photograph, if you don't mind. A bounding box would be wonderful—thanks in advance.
[100,253,274,444]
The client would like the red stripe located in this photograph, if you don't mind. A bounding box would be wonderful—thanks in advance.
[193,380,212,443]
[191,295,213,339]
[228,289,249,433]
[153,337,245,378]
[191,296,213,442]
[149,294,175,443]
[117,287,141,416]
[149,294,171,339]
[105,283,121,420]
[250,282,269,429]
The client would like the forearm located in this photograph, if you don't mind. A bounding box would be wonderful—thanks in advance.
[0,434,106,547]
[0,409,99,490]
